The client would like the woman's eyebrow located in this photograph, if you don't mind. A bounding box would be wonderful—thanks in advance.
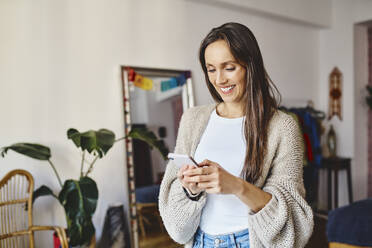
[206,60,236,66]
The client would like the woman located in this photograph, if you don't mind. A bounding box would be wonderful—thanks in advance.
[158,22,313,248]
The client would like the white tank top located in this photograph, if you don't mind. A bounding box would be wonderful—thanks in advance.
[194,108,249,235]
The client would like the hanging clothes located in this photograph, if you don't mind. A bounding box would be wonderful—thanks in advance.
[290,108,322,168]
[279,105,325,209]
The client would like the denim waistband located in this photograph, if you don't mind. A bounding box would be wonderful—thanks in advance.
[194,227,249,247]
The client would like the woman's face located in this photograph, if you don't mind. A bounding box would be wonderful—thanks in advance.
[204,40,247,104]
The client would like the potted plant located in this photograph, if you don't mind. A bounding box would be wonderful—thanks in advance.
[1,127,168,247]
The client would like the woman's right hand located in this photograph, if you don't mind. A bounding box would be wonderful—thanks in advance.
[177,165,203,195]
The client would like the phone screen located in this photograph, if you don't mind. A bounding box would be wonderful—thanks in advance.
[168,153,199,168]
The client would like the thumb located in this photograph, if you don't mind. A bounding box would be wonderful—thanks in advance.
[198,159,211,167]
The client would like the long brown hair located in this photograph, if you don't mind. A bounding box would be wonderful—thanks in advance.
[199,22,281,183]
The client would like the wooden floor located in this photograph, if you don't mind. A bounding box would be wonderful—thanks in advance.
[138,211,330,248]
[139,231,182,248]
[306,212,328,248]
[138,213,182,248]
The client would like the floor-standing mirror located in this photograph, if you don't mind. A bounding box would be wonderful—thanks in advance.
[121,66,194,248]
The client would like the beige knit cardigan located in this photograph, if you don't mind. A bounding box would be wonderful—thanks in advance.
[158,104,314,248]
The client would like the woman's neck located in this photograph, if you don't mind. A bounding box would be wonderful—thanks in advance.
[216,102,244,118]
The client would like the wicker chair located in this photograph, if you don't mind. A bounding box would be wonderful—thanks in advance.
[0,169,68,248]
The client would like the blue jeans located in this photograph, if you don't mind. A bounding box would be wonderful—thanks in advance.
[192,227,250,248]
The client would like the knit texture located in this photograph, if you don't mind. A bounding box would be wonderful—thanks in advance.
[158,104,314,248]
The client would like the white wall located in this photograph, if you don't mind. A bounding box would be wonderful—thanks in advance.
[318,0,372,209]
[190,0,332,28]
[355,0,372,23]
[184,3,320,107]
[130,86,149,124]
[0,0,332,246]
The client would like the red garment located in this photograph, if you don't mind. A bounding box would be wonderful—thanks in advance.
[303,133,313,162]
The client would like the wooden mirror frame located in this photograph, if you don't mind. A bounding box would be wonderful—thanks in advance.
[120,66,194,248]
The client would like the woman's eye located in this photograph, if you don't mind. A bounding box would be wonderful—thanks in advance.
[226,68,235,71]
[207,69,215,73]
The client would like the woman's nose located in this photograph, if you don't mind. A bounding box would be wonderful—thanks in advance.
[216,71,227,84]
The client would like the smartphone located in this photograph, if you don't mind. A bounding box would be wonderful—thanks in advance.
[168,153,199,168]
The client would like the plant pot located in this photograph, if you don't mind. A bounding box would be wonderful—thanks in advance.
[53,231,96,248]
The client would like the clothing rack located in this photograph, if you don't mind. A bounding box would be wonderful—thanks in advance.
[279,99,325,120]
[279,100,325,209]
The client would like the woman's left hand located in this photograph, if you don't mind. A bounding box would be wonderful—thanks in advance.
[182,159,241,195]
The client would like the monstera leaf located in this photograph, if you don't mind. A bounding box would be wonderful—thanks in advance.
[25,185,57,211]
[127,127,169,160]
[58,177,98,246]
[33,185,57,204]
[1,127,168,246]
[67,128,115,158]
[1,143,51,160]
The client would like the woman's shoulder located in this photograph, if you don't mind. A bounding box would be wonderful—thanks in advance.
[269,109,302,136]
[182,103,216,120]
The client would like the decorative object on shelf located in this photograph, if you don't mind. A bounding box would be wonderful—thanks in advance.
[1,127,167,247]
[327,124,337,157]
[365,85,372,110]
[328,67,343,121]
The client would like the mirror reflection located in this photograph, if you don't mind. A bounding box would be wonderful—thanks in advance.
[121,66,193,248]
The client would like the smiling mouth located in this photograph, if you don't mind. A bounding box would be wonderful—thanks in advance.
[220,85,235,93]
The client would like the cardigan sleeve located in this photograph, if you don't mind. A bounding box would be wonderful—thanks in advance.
[158,109,207,244]
[247,114,314,248]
